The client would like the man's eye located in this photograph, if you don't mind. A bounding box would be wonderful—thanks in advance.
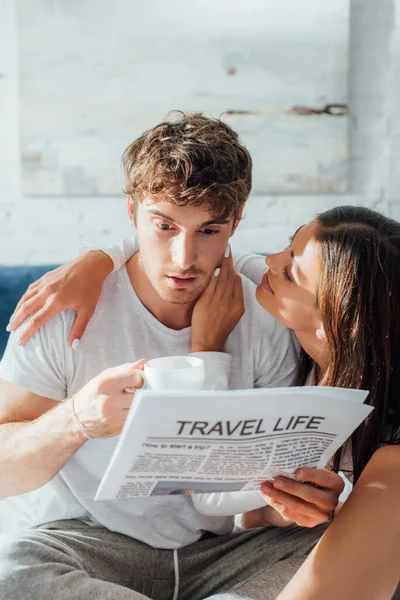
[201,229,219,236]
[156,222,171,231]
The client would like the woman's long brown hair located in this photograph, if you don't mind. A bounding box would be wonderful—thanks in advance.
[295,206,400,482]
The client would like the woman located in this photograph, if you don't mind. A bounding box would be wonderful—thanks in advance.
[9,205,400,599]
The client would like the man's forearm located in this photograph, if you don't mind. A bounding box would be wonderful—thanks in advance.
[0,399,86,499]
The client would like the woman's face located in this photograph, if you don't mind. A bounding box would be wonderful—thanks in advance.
[256,221,322,334]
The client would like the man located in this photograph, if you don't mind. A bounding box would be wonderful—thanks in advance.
[0,113,326,600]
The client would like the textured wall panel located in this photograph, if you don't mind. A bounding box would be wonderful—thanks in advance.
[17,0,349,197]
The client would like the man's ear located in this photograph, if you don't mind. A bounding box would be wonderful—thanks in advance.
[127,195,137,229]
[316,324,327,342]
[230,206,245,237]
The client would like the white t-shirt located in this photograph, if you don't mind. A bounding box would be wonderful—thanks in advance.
[0,265,297,548]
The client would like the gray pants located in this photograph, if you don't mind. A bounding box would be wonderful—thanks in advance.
[0,519,327,600]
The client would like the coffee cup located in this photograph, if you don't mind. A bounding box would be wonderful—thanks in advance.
[127,355,205,392]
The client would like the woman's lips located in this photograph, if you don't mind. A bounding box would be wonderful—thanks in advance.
[261,271,274,294]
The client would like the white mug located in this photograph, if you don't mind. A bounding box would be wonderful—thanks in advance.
[127,355,205,392]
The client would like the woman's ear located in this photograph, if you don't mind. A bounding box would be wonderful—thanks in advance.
[316,325,327,341]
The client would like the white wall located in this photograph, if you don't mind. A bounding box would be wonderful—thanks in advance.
[0,0,400,264]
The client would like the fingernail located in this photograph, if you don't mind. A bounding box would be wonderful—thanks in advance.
[16,337,21,346]
[224,244,230,258]
[261,482,272,492]
[273,479,285,489]
[214,267,221,277]
[6,322,12,332]
[296,470,305,480]
[72,339,80,350]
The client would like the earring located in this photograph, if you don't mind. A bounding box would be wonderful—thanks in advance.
[316,329,327,341]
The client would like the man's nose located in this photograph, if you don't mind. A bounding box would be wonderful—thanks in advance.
[171,235,197,270]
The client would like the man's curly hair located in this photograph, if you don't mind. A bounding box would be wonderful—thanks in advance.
[122,112,252,221]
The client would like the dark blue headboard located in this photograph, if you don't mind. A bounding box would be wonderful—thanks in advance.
[0,265,59,357]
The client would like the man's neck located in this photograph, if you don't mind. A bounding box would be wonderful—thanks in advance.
[126,253,194,330]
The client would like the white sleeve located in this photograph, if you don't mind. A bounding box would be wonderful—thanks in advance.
[192,490,268,517]
[92,236,138,272]
[233,253,267,285]
[0,313,72,401]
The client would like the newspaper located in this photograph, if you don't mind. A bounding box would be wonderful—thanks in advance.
[95,386,372,501]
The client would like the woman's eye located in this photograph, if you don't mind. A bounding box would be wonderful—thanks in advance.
[282,265,292,283]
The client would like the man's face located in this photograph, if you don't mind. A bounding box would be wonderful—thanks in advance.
[130,196,238,305]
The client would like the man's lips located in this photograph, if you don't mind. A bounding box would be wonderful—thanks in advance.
[166,275,198,288]
[261,271,274,294]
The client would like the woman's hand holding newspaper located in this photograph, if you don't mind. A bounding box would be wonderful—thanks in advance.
[259,467,345,528]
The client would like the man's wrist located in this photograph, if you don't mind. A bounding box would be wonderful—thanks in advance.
[60,397,91,445]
